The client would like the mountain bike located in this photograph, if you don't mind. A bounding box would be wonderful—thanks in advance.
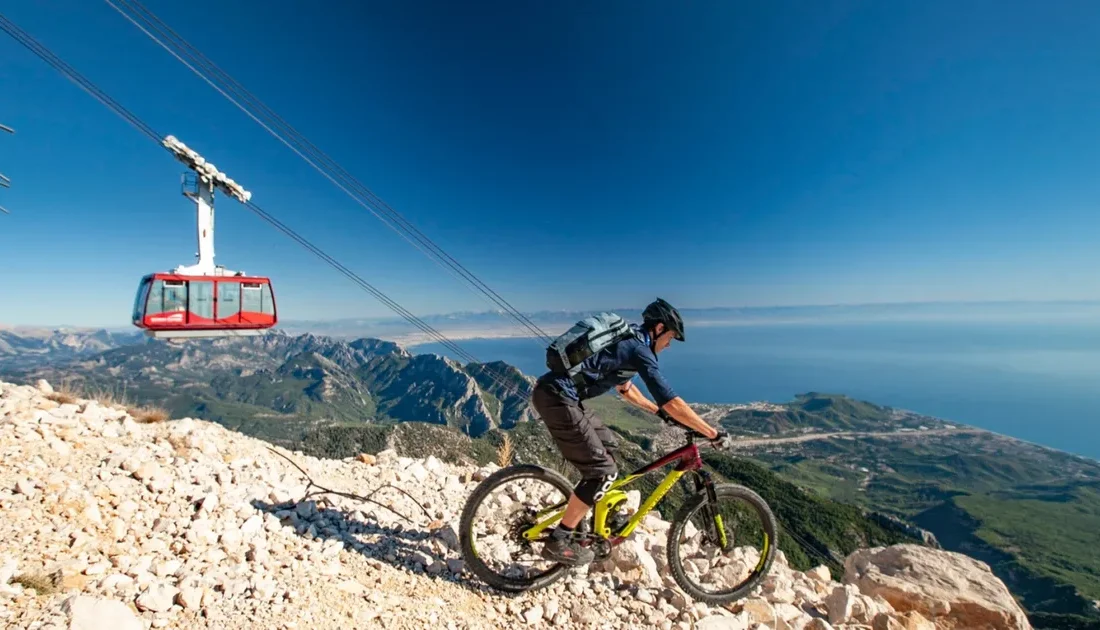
[458,425,778,605]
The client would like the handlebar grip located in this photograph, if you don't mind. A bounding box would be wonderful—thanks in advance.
[658,410,730,446]
[656,409,678,426]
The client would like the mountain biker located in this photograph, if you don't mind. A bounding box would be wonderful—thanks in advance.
[531,297,727,566]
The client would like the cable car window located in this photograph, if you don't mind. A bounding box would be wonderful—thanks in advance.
[218,282,241,319]
[162,280,187,314]
[132,278,152,322]
[145,279,165,315]
[241,283,261,313]
[190,280,214,319]
[260,283,275,315]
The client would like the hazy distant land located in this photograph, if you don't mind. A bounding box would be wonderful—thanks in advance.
[7,300,1098,345]
[280,300,1100,344]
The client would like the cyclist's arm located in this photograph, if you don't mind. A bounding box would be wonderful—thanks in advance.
[633,346,719,439]
[660,397,718,439]
[616,381,660,414]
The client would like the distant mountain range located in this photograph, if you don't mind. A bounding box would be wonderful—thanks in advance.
[1,329,533,441]
[0,327,144,370]
[7,299,1098,344]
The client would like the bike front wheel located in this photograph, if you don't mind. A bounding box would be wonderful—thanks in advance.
[666,483,778,605]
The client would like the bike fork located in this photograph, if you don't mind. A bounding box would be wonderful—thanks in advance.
[692,470,731,552]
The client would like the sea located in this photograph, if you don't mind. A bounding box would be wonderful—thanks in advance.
[410,319,1100,461]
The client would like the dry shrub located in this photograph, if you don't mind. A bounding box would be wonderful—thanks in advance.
[44,377,83,405]
[496,433,513,468]
[45,391,77,405]
[12,571,59,594]
[129,406,169,424]
[87,385,132,411]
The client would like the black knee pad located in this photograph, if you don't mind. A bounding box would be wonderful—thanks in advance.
[574,473,617,506]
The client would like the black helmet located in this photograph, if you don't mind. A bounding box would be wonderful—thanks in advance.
[642,297,685,341]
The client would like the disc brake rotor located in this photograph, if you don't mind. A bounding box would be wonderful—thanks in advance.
[508,510,539,547]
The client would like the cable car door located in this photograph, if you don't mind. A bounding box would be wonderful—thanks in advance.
[189,280,214,325]
[217,281,241,324]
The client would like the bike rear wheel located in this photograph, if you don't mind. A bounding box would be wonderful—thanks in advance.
[458,464,576,592]
[666,483,778,605]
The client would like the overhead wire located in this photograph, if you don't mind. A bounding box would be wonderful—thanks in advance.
[102,0,554,347]
[0,15,160,144]
[0,10,533,401]
[1,124,13,210]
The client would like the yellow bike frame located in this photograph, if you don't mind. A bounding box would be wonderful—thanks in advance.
[522,436,707,545]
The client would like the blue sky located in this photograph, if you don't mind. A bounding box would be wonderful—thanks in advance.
[2,0,1100,327]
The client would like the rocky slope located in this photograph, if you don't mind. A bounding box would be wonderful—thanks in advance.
[0,379,1031,630]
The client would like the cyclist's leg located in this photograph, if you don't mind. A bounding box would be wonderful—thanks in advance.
[572,402,620,507]
[586,407,621,461]
[534,391,619,498]
[531,385,617,564]
[532,383,618,474]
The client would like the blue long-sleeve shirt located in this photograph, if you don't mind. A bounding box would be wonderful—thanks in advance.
[538,324,678,407]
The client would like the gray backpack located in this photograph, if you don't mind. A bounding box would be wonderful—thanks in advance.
[545,312,634,385]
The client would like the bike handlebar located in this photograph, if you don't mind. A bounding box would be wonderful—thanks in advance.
[658,411,733,449]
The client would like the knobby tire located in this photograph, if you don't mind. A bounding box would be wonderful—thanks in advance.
[666,483,778,605]
[459,464,575,592]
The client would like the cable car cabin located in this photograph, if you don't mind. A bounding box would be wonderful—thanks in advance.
[132,273,277,339]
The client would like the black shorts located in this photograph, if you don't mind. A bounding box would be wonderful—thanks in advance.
[531,381,619,479]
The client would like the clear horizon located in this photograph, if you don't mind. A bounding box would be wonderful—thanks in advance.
[5,298,1098,332]
[3,1,1100,327]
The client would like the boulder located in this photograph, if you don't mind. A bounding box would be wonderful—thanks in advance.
[825,583,894,625]
[844,544,1031,630]
[807,565,831,583]
[607,538,662,587]
[697,615,749,629]
[62,595,143,630]
[135,583,179,612]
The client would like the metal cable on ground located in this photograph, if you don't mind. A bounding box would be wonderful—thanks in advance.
[266,446,433,527]
[0,11,533,401]
[103,0,553,346]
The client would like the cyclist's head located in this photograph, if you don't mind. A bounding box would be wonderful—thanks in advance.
[642,297,684,353]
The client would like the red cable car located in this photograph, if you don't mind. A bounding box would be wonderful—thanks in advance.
[132,135,278,339]
[132,272,277,338]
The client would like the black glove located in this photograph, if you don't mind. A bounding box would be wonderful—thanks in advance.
[709,429,733,449]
